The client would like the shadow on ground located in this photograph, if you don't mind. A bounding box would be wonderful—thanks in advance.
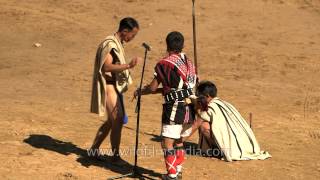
[23,134,162,179]
[146,133,205,156]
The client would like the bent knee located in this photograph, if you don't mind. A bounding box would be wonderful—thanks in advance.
[200,123,211,134]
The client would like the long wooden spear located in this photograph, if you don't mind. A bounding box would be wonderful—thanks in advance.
[192,0,198,74]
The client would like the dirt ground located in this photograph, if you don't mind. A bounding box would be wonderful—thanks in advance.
[1,0,320,179]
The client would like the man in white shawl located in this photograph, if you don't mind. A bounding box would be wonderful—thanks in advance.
[89,17,140,162]
[189,81,271,162]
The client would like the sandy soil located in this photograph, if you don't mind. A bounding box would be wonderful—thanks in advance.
[1,0,320,179]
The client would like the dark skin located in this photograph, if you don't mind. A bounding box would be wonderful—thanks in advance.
[133,51,186,150]
[182,95,214,145]
[103,28,140,72]
[90,27,141,161]
[134,90,214,147]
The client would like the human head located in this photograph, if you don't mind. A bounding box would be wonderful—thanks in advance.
[196,81,218,98]
[166,31,184,53]
[118,17,139,43]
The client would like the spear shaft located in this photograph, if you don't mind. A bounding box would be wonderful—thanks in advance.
[192,0,198,74]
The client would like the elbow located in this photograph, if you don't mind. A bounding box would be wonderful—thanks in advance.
[146,79,159,93]
[103,64,111,72]
[149,85,158,93]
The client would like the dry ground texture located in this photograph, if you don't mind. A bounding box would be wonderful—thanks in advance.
[1,0,320,179]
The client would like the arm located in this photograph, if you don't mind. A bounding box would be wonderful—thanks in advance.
[141,78,162,95]
[103,52,138,73]
[133,78,162,99]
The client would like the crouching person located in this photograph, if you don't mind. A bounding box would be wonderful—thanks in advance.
[188,81,271,161]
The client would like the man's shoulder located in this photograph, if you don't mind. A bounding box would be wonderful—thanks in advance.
[104,34,115,39]
[103,35,117,44]
[101,35,121,51]
[154,55,169,66]
[157,54,179,64]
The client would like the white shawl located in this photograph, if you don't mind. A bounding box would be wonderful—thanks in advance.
[199,97,271,161]
[90,35,132,116]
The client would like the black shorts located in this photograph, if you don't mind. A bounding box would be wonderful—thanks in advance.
[162,102,195,125]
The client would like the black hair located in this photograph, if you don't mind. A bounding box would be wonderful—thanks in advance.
[118,17,139,32]
[196,81,218,98]
[166,31,184,53]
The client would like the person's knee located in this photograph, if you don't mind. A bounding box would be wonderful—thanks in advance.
[99,120,111,131]
[200,122,211,137]
[162,137,175,149]
[111,103,124,124]
[109,108,118,120]
[201,121,210,129]
[202,129,211,138]
[194,118,203,127]
[109,110,123,126]
[175,138,183,145]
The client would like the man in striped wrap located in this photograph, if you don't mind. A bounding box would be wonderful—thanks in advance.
[137,31,197,180]
[190,81,271,162]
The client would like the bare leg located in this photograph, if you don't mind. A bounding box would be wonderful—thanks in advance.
[90,119,112,152]
[162,137,177,177]
[200,121,214,146]
[174,141,183,148]
[180,118,203,142]
[110,93,124,157]
[162,137,175,150]
[90,84,122,156]
[174,139,184,177]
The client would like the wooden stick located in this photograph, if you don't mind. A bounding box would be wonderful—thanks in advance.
[192,0,198,74]
[249,112,253,129]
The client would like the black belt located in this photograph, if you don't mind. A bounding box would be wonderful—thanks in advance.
[164,88,193,102]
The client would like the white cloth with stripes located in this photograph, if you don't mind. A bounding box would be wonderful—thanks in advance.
[199,97,272,161]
